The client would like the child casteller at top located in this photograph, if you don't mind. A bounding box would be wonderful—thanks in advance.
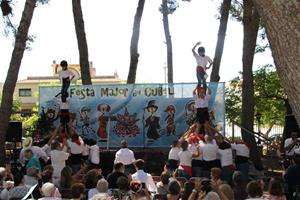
[192,41,213,89]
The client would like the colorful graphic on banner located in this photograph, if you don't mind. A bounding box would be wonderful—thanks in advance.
[39,83,225,148]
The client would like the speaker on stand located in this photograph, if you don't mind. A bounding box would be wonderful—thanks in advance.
[5,121,23,166]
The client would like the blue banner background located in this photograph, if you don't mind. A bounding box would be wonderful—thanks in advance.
[39,83,225,148]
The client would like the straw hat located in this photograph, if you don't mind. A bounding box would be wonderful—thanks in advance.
[22,137,33,150]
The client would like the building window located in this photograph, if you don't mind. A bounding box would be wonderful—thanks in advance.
[19,89,32,97]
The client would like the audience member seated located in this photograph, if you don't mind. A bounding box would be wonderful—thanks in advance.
[59,166,73,199]
[210,167,222,188]
[262,178,286,200]
[71,183,86,200]
[7,170,31,200]
[156,170,170,195]
[85,169,103,190]
[111,176,130,200]
[284,132,300,161]
[284,148,300,200]
[128,180,151,200]
[181,181,194,200]
[38,182,61,200]
[245,180,264,200]
[167,180,181,200]
[88,178,110,199]
[132,159,157,193]
[188,178,215,200]
[232,171,248,200]
[216,184,234,200]
[24,167,39,186]
[114,140,136,175]
[107,162,127,189]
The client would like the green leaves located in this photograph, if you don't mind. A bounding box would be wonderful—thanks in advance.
[226,65,285,126]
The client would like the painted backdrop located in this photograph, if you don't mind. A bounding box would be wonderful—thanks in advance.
[38,83,225,148]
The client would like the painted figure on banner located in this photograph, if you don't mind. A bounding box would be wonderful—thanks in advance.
[164,105,176,136]
[37,106,60,135]
[185,100,196,126]
[144,100,161,140]
[80,106,95,138]
[114,108,140,137]
[97,103,111,141]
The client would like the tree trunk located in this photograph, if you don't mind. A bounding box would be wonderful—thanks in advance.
[241,0,262,169]
[252,0,300,125]
[0,0,37,166]
[162,0,173,84]
[210,0,232,82]
[127,0,145,84]
[72,0,92,85]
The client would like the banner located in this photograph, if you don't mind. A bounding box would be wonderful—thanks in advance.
[38,83,225,148]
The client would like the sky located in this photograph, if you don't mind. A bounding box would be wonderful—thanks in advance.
[0,0,274,84]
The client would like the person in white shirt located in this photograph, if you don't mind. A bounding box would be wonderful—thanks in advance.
[192,41,213,89]
[88,139,100,169]
[19,137,49,168]
[284,131,300,159]
[167,140,181,172]
[177,140,200,179]
[114,140,135,174]
[201,135,218,179]
[50,140,69,186]
[189,137,204,177]
[56,60,75,102]
[216,135,234,185]
[67,130,84,173]
[231,139,250,182]
[131,159,156,193]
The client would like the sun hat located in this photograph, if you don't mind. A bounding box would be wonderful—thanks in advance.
[22,137,33,150]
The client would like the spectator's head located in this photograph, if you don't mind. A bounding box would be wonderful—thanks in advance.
[85,169,99,189]
[71,133,79,142]
[291,131,298,140]
[204,135,213,143]
[114,162,125,173]
[198,46,205,56]
[218,184,234,200]
[181,140,189,151]
[26,167,39,177]
[96,178,109,193]
[90,139,97,146]
[204,192,220,200]
[168,180,181,196]
[134,159,145,170]
[232,171,243,185]
[201,179,212,194]
[13,170,24,186]
[41,182,56,197]
[50,140,61,151]
[24,149,33,160]
[160,171,170,185]
[268,178,284,197]
[71,183,86,199]
[246,180,263,198]
[117,176,129,191]
[41,170,53,184]
[129,180,143,194]
[121,140,128,148]
[0,167,6,181]
[43,165,54,173]
[60,166,73,189]
[210,167,222,181]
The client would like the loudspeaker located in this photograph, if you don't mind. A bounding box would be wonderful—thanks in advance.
[6,121,22,142]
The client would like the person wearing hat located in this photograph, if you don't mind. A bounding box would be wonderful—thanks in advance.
[164,105,176,136]
[19,137,49,169]
[114,140,136,175]
[145,100,161,140]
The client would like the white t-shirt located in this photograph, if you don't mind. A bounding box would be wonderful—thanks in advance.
[42,144,51,157]
[194,54,212,69]
[194,94,211,108]
[168,147,181,160]
[89,145,100,164]
[189,143,203,161]
[231,143,250,158]
[82,144,90,156]
[50,150,70,178]
[284,138,300,156]
[201,143,218,161]
[218,148,233,167]
[178,150,193,166]
[67,137,84,154]
[132,170,157,192]
[59,69,74,81]
[114,148,135,165]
